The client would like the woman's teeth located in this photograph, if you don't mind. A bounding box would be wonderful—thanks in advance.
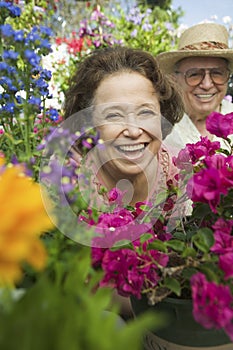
[117,143,146,152]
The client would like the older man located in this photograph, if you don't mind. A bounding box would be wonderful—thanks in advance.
[157,22,233,154]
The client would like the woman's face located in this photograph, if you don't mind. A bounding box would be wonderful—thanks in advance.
[92,72,162,180]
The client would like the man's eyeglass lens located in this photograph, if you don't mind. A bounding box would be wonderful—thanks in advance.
[177,68,230,86]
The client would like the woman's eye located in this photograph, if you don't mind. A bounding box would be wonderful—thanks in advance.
[139,109,156,117]
[105,113,123,120]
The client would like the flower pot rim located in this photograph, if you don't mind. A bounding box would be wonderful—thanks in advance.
[164,296,192,305]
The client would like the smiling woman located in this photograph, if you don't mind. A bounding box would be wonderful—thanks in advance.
[63,46,184,207]
[41,45,187,319]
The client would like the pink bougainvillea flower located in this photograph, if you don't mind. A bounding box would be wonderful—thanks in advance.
[107,187,126,206]
[173,136,220,171]
[211,231,233,255]
[206,111,233,138]
[173,147,193,172]
[187,136,220,164]
[191,272,233,340]
[219,253,233,280]
[204,154,233,191]
[100,249,144,299]
[99,246,169,299]
[187,167,227,212]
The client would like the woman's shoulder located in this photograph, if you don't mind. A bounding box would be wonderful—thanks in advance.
[159,146,178,180]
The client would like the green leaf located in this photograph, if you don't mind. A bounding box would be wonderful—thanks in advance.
[172,232,186,241]
[164,277,181,296]
[140,233,153,244]
[182,247,197,258]
[182,267,198,280]
[165,239,185,252]
[192,228,214,253]
[199,263,221,283]
[111,240,134,250]
[147,240,167,252]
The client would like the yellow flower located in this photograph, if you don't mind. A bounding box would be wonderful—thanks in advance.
[0,163,55,286]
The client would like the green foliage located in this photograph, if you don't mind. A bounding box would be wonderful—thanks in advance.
[6,1,56,30]
[0,245,157,350]
[137,0,172,10]
[109,5,183,56]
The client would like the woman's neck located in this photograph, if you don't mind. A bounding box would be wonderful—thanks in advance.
[97,158,158,206]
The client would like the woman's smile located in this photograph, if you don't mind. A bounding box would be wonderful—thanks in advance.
[115,142,149,160]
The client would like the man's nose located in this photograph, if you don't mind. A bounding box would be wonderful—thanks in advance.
[199,72,215,88]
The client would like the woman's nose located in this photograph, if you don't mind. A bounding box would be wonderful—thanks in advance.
[122,123,143,138]
[122,114,143,138]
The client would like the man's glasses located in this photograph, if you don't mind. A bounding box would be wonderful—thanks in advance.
[175,68,230,87]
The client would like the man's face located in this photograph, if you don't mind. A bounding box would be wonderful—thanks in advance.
[175,57,229,120]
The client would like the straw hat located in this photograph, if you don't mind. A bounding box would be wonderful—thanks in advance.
[157,23,233,73]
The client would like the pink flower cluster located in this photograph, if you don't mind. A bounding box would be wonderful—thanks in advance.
[174,135,230,212]
[175,112,233,338]
[89,189,172,299]
[191,219,233,340]
[206,111,233,138]
[191,272,233,341]
[187,152,233,212]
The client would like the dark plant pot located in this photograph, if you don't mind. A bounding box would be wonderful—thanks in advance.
[131,296,232,349]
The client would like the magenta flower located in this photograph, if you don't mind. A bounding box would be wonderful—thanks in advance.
[212,218,233,235]
[91,209,151,248]
[173,147,193,172]
[191,273,233,340]
[206,112,233,138]
[187,167,227,212]
[100,249,145,298]
[219,253,233,280]
[211,231,233,254]
[173,136,220,171]
[108,187,125,205]
[186,136,220,163]
[99,247,169,299]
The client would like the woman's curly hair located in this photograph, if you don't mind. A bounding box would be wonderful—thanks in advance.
[63,46,184,139]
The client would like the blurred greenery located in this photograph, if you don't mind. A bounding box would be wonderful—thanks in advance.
[0,244,160,350]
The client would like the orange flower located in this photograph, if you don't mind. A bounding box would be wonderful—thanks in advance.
[0,163,55,286]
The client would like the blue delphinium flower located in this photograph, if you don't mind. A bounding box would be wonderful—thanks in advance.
[0,3,60,168]
[46,108,60,122]
[0,1,21,23]
[3,50,19,60]
[0,23,14,37]
[24,49,41,67]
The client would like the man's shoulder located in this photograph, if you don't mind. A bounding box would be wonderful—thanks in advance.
[221,98,233,113]
[163,113,198,153]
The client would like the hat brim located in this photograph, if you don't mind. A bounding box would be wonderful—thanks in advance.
[156,49,233,74]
